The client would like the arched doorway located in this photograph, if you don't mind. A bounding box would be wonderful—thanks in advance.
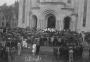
[32,15,37,30]
[63,16,71,30]
[47,14,56,28]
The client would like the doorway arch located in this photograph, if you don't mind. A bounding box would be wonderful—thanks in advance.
[32,15,37,29]
[47,14,56,28]
[63,16,71,30]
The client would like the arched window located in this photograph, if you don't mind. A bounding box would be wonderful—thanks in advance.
[63,16,71,30]
[47,14,56,28]
[67,0,71,3]
[32,15,37,29]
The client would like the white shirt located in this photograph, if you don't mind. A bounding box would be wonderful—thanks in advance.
[32,44,36,53]
[22,40,27,48]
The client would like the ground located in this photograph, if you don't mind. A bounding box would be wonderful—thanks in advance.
[0,47,90,62]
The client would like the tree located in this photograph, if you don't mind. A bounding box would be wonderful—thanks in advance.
[0,1,19,28]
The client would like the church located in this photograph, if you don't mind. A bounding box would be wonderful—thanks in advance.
[18,0,90,32]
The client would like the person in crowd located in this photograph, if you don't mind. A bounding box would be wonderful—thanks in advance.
[58,37,62,46]
[50,36,54,46]
[32,42,36,56]
[10,42,16,62]
[80,31,88,47]
[22,39,27,48]
[31,36,34,44]
[53,37,58,46]
[5,40,11,62]
[46,37,49,46]
[80,31,85,42]
[17,42,21,56]
[35,38,40,56]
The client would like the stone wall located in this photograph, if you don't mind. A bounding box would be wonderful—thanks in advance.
[18,0,90,32]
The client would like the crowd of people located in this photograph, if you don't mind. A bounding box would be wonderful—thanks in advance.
[0,28,90,62]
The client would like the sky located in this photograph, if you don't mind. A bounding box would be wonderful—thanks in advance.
[0,0,18,6]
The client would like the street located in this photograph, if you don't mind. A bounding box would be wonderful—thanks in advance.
[1,47,90,62]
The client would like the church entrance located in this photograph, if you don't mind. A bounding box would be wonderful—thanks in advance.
[47,14,56,28]
[32,15,37,30]
[63,16,71,30]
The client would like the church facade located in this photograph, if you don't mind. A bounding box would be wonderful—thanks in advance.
[18,0,90,32]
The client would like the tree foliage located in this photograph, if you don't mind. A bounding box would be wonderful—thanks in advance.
[0,1,19,28]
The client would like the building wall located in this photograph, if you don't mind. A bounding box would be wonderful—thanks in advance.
[18,0,24,28]
[0,12,6,28]
[10,15,18,28]
[18,0,90,32]
[85,0,90,32]
[77,0,84,32]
